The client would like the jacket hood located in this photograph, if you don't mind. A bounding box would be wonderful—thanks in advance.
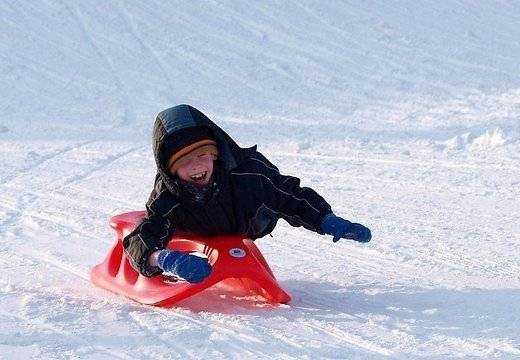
[152,104,256,196]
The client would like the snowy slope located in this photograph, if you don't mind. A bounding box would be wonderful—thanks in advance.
[1,1,519,359]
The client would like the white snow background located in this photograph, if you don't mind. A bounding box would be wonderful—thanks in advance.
[1,1,519,359]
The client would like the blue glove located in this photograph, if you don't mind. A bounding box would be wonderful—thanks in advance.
[157,250,212,283]
[321,213,372,243]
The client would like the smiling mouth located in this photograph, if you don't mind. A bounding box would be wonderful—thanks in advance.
[189,171,208,182]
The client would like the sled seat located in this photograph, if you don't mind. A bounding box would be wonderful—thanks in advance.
[90,211,291,307]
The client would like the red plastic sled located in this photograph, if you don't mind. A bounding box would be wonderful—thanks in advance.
[90,211,291,307]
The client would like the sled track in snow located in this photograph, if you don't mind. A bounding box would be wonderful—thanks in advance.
[56,145,145,190]
[0,255,133,357]
[266,229,428,284]
[1,141,146,191]
[267,151,520,172]
[270,222,519,285]
[0,143,148,251]
[115,1,177,103]
[0,308,137,360]
[305,322,394,356]
[0,140,98,186]
[0,194,113,249]
[64,3,136,128]
[264,150,519,283]
[413,247,520,279]
[295,169,517,205]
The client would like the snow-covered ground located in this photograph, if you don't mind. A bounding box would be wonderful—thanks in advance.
[1,1,519,359]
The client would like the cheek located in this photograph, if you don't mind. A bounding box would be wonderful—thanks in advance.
[205,158,215,170]
[175,167,190,180]
[195,156,214,170]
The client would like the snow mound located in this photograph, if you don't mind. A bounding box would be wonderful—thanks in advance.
[442,127,509,151]
[471,128,509,149]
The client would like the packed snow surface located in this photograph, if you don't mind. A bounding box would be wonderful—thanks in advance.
[1,1,519,359]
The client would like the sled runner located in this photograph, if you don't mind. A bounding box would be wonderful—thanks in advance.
[90,211,291,307]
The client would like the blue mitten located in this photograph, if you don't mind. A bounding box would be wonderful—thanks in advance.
[321,213,372,243]
[157,250,212,283]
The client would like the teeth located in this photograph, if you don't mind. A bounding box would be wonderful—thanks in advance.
[190,171,207,180]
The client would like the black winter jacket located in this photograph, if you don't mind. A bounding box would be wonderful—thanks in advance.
[123,105,332,277]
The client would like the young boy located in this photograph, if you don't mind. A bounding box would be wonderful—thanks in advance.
[123,104,371,283]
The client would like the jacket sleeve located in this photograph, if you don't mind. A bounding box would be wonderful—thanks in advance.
[247,152,332,234]
[122,179,177,277]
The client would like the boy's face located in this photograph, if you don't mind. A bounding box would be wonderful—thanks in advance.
[172,152,217,186]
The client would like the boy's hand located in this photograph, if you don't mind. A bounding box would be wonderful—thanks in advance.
[321,213,372,243]
[157,250,212,283]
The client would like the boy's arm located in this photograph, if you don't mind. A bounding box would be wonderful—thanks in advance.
[123,186,177,277]
[244,153,371,243]
[245,153,333,234]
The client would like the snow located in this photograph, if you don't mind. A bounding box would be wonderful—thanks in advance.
[1,0,519,358]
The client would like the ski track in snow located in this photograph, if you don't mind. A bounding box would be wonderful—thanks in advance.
[64,2,136,128]
[2,1,520,359]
